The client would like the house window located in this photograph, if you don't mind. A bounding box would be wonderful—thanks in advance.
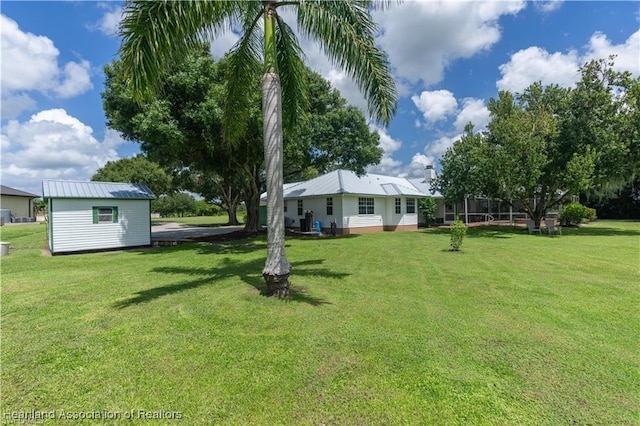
[297,200,303,216]
[406,198,416,214]
[284,201,287,213]
[93,206,118,224]
[395,198,401,214]
[358,197,374,215]
[326,197,333,215]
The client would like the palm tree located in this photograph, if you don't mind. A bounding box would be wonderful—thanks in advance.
[118,0,397,296]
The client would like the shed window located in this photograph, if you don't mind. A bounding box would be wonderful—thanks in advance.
[406,198,416,214]
[326,197,333,215]
[297,200,303,216]
[358,197,374,215]
[395,198,401,214]
[93,206,118,224]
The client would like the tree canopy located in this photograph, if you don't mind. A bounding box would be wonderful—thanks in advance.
[435,57,639,226]
[102,45,382,229]
[91,154,173,197]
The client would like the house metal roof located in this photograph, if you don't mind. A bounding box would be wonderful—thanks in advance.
[262,170,428,200]
[42,180,155,200]
[0,185,39,198]
[408,178,442,198]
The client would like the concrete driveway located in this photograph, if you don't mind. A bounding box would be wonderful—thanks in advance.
[151,222,243,242]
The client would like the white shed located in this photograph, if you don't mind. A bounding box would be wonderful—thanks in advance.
[42,180,155,254]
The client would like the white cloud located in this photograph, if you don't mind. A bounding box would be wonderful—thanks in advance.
[497,47,580,92]
[533,0,564,13]
[92,6,123,36]
[497,30,640,93]
[412,90,458,123]
[584,30,640,76]
[1,14,60,93]
[425,134,463,162]
[373,1,526,86]
[1,109,124,196]
[454,98,491,131]
[405,153,435,178]
[1,14,93,116]
[367,128,403,175]
[54,60,93,98]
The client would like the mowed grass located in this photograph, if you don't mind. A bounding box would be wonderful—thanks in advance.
[1,221,638,424]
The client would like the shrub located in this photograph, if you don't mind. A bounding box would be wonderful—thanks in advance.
[585,207,597,222]
[419,197,437,227]
[561,202,589,225]
[450,219,467,251]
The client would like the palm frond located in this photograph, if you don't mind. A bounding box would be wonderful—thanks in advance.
[296,0,398,126]
[119,0,240,101]
[274,12,308,130]
[223,3,265,142]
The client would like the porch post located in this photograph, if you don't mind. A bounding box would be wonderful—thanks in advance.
[509,202,513,224]
[464,196,469,224]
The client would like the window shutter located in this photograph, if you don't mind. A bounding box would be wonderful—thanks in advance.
[112,207,118,223]
[92,207,98,224]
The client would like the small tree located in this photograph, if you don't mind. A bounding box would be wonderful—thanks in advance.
[418,197,437,228]
[33,199,47,216]
[450,220,467,251]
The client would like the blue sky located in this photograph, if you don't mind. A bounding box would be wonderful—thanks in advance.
[1,1,639,196]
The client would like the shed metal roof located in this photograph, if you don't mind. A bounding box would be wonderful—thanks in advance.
[0,185,39,198]
[262,170,428,200]
[42,180,155,200]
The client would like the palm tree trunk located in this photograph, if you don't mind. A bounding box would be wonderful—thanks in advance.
[261,71,291,296]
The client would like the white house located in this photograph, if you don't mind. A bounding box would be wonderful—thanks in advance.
[42,180,155,254]
[262,169,427,234]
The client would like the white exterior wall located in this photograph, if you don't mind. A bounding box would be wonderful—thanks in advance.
[49,198,151,253]
[284,196,341,230]
[383,197,418,228]
[284,195,420,232]
[341,195,384,230]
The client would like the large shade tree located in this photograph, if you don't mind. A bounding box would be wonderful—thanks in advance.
[103,45,264,228]
[118,0,397,296]
[435,58,639,228]
[103,45,383,233]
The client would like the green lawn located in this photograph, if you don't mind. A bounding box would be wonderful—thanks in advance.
[1,221,638,424]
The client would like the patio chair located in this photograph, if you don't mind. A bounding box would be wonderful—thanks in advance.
[526,219,541,234]
[544,219,562,236]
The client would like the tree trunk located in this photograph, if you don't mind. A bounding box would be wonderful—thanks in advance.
[243,170,262,233]
[261,72,291,296]
[227,201,239,226]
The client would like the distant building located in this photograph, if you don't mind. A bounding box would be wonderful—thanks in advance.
[0,185,39,222]
[42,180,155,254]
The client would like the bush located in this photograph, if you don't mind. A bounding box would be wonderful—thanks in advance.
[419,197,437,227]
[585,207,597,222]
[561,202,590,225]
[450,219,467,251]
